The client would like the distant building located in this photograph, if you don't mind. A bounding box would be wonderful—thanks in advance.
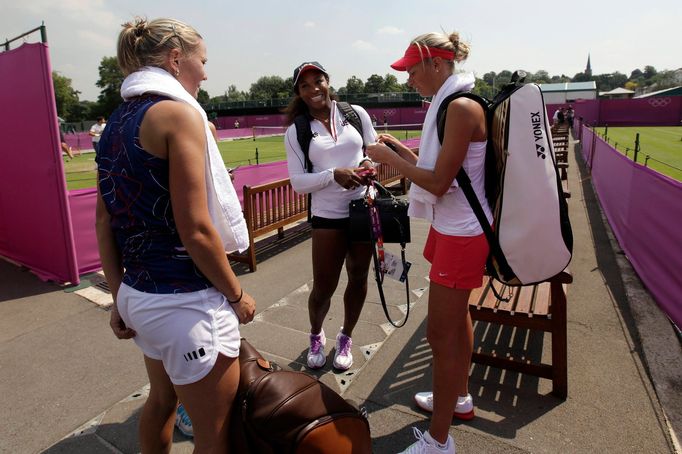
[585,54,592,78]
[539,81,597,104]
[634,86,682,98]
[599,87,635,99]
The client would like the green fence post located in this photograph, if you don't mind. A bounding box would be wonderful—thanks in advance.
[255,147,259,165]
[634,133,640,163]
[604,124,608,138]
[644,155,650,167]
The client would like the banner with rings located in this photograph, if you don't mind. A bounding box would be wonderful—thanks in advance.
[647,97,672,108]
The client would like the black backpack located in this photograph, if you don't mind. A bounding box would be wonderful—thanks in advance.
[294,102,366,220]
[294,101,365,173]
[436,71,572,286]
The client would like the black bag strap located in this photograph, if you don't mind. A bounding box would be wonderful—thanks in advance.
[294,113,314,222]
[454,171,513,283]
[294,113,314,173]
[436,92,489,145]
[371,243,410,328]
[336,101,365,148]
[366,182,410,328]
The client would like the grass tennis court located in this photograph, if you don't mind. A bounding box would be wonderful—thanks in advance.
[594,126,682,181]
[63,129,422,190]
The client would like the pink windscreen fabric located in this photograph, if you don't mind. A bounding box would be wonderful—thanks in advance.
[547,97,681,127]
[0,42,79,284]
[68,189,100,275]
[581,127,682,329]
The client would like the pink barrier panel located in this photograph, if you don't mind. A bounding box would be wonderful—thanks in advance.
[550,98,682,127]
[581,124,682,328]
[0,43,79,283]
[68,189,100,275]
[215,128,254,140]
[63,132,93,150]
[231,161,290,205]
[214,114,287,129]
[214,107,428,130]
[599,97,682,126]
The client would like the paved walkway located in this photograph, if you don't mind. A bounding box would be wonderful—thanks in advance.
[1,135,680,453]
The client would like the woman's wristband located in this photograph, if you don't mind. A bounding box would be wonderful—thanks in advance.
[227,288,243,304]
[358,157,373,166]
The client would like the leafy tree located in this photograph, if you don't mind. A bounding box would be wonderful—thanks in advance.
[364,74,384,94]
[197,88,210,104]
[383,74,401,92]
[70,100,96,123]
[226,84,248,102]
[344,76,365,94]
[650,70,679,90]
[482,71,496,86]
[52,71,80,121]
[550,75,570,83]
[249,75,289,100]
[530,70,550,84]
[472,78,494,99]
[572,72,591,82]
[494,70,513,89]
[643,65,657,79]
[592,72,627,91]
[624,80,638,91]
[629,68,643,80]
[94,56,124,118]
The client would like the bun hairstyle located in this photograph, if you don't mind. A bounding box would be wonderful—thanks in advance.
[117,17,203,76]
[411,31,470,69]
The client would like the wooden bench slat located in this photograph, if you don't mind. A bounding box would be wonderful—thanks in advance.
[513,284,533,316]
[480,281,504,311]
[532,282,551,317]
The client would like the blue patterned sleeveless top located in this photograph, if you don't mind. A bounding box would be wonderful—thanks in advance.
[96,95,212,293]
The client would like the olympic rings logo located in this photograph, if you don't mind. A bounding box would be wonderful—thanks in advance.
[647,97,671,108]
[383,109,396,116]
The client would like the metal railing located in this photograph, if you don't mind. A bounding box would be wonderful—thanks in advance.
[2,23,47,51]
[202,91,422,112]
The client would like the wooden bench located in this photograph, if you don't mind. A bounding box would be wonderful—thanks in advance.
[552,131,570,198]
[228,178,308,272]
[229,166,407,271]
[469,271,572,399]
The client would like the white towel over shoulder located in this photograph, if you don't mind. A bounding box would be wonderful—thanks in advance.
[408,73,475,221]
[120,66,248,253]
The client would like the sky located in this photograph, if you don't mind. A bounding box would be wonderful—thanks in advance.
[2,0,680,102]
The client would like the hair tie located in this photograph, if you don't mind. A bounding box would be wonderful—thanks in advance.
[134,27,144,37]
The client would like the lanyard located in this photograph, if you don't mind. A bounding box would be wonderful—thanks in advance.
[366,182,386,278]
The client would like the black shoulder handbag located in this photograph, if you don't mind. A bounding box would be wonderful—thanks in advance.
[349,182,411,327]
[349,182,410,244]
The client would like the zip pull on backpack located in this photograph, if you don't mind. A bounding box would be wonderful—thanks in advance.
[437,71,573,286]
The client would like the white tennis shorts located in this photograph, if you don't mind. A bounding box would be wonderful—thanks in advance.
[116,283,241,385]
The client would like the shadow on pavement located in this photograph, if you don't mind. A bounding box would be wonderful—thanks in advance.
[0,260,61,303]
[365,316,563,448]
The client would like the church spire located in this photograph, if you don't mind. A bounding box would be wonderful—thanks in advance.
[585,53,592,77]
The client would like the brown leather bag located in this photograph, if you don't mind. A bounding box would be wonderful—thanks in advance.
[230,338,372,454]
